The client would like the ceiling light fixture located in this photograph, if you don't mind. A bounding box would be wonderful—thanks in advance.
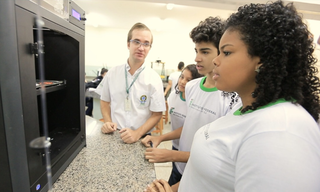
[166,3,174,10]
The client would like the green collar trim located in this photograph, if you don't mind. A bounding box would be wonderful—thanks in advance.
[180,92,186,101]
[234,98,291,115]
[200,77,218,92]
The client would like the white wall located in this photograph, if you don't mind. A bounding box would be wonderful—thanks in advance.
[85,18,320,76]
[84,25,199,76]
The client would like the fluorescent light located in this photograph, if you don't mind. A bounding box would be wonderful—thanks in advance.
[166,3,174,10]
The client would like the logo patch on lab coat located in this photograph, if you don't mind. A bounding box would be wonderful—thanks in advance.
[140,95,147,105]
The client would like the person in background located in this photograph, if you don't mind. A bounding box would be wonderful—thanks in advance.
[146,1,320,191]
[85,68,108,117]
[100,22,166,144]
[86,68,108,90]
[163,61,185,97]
[142,16,240,191]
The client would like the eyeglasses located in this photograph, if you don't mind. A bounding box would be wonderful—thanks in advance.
[129,39,152,48]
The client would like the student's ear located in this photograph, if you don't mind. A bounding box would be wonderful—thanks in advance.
[254,58,262,73]
[257,61,263,69]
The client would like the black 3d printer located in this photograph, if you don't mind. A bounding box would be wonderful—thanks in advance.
[0,0,86,191]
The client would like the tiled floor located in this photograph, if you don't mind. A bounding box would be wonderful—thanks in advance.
[89,98,173,180]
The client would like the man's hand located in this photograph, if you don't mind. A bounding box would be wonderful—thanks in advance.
[144,179,173,192]
[141,135,162,148]
[101,122,117,133]
[145,148,173,163]
[119,128,140,143]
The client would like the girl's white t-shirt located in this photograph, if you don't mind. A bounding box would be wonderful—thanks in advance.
[179,101,320,192]
[167,92,186,149]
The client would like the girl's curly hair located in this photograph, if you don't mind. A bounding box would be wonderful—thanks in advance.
[225,0,320,121]
[190,16,225,54]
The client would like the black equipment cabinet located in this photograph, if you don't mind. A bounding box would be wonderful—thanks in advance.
[0,0,86,191]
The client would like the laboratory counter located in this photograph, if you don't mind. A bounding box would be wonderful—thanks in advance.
[51,116,155,192]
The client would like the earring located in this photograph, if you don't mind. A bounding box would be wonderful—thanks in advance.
[255,68,260,73]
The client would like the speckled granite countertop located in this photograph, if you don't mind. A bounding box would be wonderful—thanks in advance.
[51,116,155,192]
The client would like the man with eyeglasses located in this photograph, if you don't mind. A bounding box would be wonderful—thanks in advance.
[100,22,166,144]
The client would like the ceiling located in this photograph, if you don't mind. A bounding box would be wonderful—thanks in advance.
[72,0,320,32]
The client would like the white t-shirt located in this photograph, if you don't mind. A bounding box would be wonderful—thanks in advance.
[100,63,166,131]
[167,92,186,149]
[179,100,320,192]
[95,76,106,96]
[168,71,181,94]
[176,77,241,174]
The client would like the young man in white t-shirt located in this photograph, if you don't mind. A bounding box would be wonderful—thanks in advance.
[164,61,185,96]
[100,23,166,144]
[142,17,241,191]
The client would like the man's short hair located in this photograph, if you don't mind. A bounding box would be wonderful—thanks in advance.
[100,68,108,75]
[178,62,185,70]
[127,22,153,44]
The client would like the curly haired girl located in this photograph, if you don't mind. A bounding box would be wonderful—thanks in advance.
[146,1,320,192]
